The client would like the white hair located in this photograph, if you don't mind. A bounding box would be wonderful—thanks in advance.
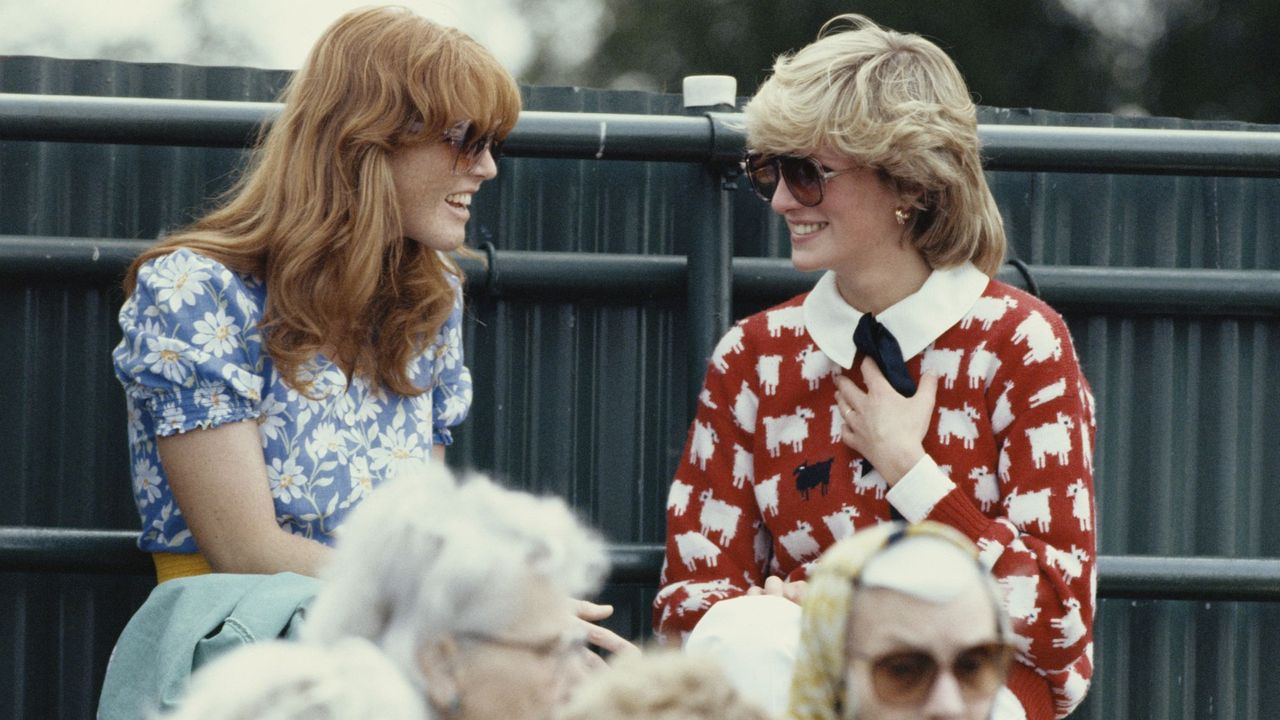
[162,638,426,720]
[302,462,608,685]
[858,534,1007,637]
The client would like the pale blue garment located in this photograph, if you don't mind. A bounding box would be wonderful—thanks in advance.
[112,248,472,553]
[97,572,320,720]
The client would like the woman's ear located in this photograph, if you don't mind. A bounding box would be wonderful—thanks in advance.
[420,636,463,713]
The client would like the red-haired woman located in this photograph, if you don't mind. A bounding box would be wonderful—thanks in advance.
[112,6,518,583]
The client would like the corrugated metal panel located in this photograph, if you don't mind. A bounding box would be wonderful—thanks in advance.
[2,56,1280,718]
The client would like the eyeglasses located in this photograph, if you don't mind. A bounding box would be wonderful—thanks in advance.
[442,120,503,174]
[742,152,856,207]
[851,642,1013,706]
[456,630,586,665]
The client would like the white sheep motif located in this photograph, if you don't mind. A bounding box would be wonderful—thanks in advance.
[666,479,693,516]
[828,404,842,443]
[1055,666,1089,715]
[763,406,815,457]
[689,420,719,470]
[1066,479,1092,532]
[679,579,736,616]
[822,506,860,541]
[961,295,1019,331]
[766,306,806,337]
[998,573,1041,625]
[711,324,745,373]
[1028,378,1067,408]
[698,388,718,410]
[698,489,743,547]
[1012,310,1063,364]
[732,381,758,431]
[752,521,772,566]
[992,380,1015,434]
[921,346,963,389]
[937,404,982,449]
[675,532,721,571]
[852,462,887,499]
[970,465,999,511]
[966,341,1002,390]
[797,344,839,390]
[756,355,782,396]
[754,474,781,516]
[1050,598,1087,648]
[1025,412,1075,468]
[1046,544,1090,583]
[779,521,821,562]
[1004,487,1052,534]
[731,444,753,489]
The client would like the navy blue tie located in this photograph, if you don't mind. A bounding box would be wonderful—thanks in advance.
[853,313,917,397]
[851,314,912,520]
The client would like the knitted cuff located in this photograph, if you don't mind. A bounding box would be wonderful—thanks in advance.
[1007,663,1056,720]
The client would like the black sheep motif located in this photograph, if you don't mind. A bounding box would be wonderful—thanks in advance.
[793,458,833,500]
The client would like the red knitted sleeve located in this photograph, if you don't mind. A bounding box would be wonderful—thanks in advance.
[653,320,769,639]
[921,301,1097,719]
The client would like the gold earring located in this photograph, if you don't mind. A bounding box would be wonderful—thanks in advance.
[894,207,910,225]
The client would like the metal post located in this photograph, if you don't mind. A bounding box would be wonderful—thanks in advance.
[683,77,740,419]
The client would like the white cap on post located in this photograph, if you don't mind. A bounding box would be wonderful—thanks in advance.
[682,74,737,109]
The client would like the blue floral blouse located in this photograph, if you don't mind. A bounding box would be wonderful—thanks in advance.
[112,248,472,553]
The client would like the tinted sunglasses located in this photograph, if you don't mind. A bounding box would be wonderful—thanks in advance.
[742,152,855,207]
[854,641,1013,706]
[442,120,503,174]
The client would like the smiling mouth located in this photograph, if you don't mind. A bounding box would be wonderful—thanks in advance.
[789,221,827,235]
[445,193,472,210]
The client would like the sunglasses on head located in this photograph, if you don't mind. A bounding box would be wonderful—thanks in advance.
[441,119,503,174]
[742,152,855,207]
[853,641,1013,707]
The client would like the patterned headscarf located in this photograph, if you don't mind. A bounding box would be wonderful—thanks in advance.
[784,521,990,720]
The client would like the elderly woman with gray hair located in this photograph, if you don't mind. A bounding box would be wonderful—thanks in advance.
[302,463,610,720]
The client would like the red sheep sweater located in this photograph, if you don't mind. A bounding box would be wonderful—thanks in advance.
[655,264,1097,720]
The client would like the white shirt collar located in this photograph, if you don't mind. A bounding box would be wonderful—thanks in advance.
[801,263,990,369]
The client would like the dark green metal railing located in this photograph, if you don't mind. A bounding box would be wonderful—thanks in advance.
[3,235,1279,317]
[4,93,1280,174]
[3,92,1280,605]
[4,527,1280,602]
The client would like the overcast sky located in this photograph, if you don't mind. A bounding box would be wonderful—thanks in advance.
[0,0,601,78]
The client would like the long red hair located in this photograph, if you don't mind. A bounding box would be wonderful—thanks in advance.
[124,6,521,396]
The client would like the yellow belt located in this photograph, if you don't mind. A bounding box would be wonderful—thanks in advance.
[152,552,213,583]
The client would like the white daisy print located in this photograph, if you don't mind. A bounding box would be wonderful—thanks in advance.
[150,253,211,312]
[192,308,240,357]
[267,455,307,501]
[143,336,192,384]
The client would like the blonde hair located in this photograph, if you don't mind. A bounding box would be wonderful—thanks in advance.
[557,650,772,720]
[124,5,521,395]
[745,14,1006,275]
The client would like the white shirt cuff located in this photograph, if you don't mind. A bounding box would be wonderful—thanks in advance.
[885,455,955,522]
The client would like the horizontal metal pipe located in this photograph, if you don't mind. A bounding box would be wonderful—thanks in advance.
[456,249,686,300]
[1096,555,1280,602]
[3,527,1280,601]
[3,93,1280,176]
[5,236,1278,316]
[0,92,278,147]
[981,124,1280,178]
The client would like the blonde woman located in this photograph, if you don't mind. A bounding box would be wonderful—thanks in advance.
[112,6,518,581]
[656,15,1096,720]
